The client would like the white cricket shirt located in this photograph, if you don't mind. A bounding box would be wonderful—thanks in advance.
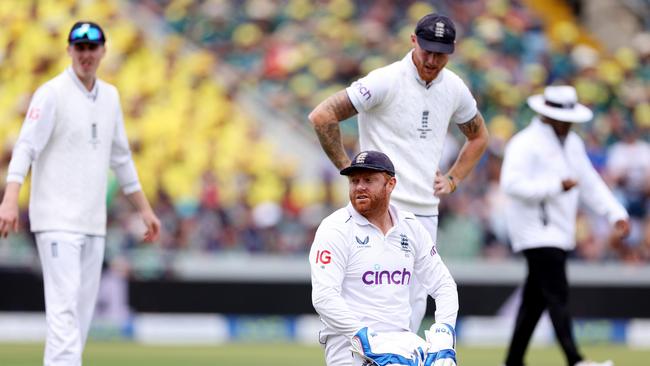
[346,51,477,215]
[310,203,458,339]
[7,67,141,236]
[500,118,628,252]
[606,139,650,194]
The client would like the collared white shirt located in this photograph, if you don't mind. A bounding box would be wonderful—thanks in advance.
[7,67,141,235]
[500,117,628,252]
[66,67,99,101]
[606,139,650,194]
[310,203,458,339]
[345,50,477,215]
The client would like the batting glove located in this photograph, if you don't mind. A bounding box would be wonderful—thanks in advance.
[350,327,426,366]
[423,323,457,366]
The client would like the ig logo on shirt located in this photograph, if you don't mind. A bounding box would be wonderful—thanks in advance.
[27,107,41,121]
[315,250,331,269]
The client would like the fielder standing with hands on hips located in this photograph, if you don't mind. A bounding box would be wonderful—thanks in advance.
[500,85,630,366]
[309,13,488,333]
[0,21,160,366]
[310,150,458,366]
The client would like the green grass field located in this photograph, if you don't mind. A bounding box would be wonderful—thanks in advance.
[0,342,648,366]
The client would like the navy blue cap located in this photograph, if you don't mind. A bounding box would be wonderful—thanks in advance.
[340,151,396,177]
[415,13,456,54]
[68,21,106,45]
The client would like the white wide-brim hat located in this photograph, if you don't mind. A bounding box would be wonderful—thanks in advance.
[527,85,593,123]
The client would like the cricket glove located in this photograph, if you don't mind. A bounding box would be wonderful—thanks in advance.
[350,327,428,366]
[423,323,457,366]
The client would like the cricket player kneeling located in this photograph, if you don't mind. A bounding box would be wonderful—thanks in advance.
[351,323,457,366]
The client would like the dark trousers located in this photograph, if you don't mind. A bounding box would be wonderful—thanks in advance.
[505,247,583,366]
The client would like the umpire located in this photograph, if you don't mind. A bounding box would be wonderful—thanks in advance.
[500,85,630,366]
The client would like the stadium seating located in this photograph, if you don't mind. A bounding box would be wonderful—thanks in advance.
[138,0,650,262]
[0,0,648,267]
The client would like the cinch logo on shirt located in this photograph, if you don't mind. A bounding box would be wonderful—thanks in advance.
[352,81,371,101]
[362,268,411,285]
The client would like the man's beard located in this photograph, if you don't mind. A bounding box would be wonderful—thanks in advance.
[351,184,389,215]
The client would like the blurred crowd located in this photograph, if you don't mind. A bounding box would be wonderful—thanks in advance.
[0,0,334,274]
[1,0,649,277]
[136,0,650,263]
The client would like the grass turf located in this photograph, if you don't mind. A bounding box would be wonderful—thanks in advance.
[0,342,648,366]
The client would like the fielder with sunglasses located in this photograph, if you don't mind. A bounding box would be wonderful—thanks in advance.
[0,21,160,365]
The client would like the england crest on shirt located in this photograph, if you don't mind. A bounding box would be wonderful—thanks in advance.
[399,234,412,257]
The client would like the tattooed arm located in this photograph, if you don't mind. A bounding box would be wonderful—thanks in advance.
[446,112,489,185]
[309,90,358,170]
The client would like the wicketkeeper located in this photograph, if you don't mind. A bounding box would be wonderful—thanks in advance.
[310,151,458,366]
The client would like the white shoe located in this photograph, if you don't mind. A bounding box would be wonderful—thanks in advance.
[575,360,613,366]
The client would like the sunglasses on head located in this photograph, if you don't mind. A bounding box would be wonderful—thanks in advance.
[69,24,103,43]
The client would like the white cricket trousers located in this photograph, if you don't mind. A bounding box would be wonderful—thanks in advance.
[409,215,438,333]
[36,231,105,366]
[322,333,365,366]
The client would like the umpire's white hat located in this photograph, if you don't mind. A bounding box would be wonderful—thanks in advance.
[527,85,593,123]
